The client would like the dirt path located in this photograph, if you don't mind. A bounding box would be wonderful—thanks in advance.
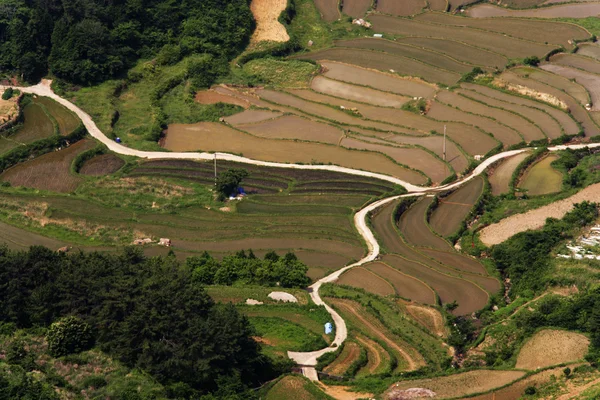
[556,377,600,400]
[331,298,421,371]
[480,182,600,246]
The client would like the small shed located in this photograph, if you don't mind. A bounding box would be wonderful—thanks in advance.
[324,322,333,335]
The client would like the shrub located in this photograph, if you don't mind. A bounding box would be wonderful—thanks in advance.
[82,375,108,388]
[46,316,94,357]
[216,168,249,200]
[524,386,537,395]
[523,56,540,66]
[2,87,14,100]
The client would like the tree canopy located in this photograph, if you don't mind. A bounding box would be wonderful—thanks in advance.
[0,0,255,83]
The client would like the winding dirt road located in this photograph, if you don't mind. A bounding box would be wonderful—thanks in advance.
[4,81,600,384]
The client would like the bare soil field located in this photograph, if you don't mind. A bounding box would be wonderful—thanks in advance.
[518,154,563,196]
[430,176,484,237]
[417,11,588,48]
[162,122,427,183]
[577,43,600,60]
[541,64,600,111]
[250,0,290,43]
[35,96,80,135]
[488,152,530,195]
[365,261,437,304]
[324,341,361,376]
[341,0,371,17]
[428,0,448,10]
[467,2,600,18]
[382,255,489,315]
[395,37,507,69]
[195,90,250,108]
[437,91,543,142]
[0,96,18,125]
[238,115,344,144]
[297,48,461,85]
[500,70,599,136]
[510,67,590,106]
[356,334,389,375]
[480,182,600,245]
[320,61,437,98]
[399,196,452,250]
[447,0,479,10]
[328,298,425,371]
[339,137,447,183]
[79,153,125,176]
[427,101,522,147]
[1,139,95,193]
[463,82,579,136]
[224,110,282,125]
[516,329,589,370]
[388,370,526,399]
[314,0,340,21]
[376,0,426,15]
[458,87,562,139]
[0,102,55,155]
[368,14,555,59]
[405,304,446,337]
[419,248,490,278]
[335,38,473,74]
[311,76,409,107]
[552,53,600,75]
[337,267,396,297]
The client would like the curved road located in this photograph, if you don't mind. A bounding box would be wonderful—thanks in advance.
[4,81,600,382]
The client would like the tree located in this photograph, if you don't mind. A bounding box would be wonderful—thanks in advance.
[523,56,540,66]
[216,168,249,200]
[46,315,94,357]
[2,88,13,100]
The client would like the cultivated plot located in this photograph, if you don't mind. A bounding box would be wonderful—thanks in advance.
[518,154,563,196]
[376,0,426,15]
[310,75,409,107]
[515,329,589,370]
[467,2,600,18]
[488,152,531,195]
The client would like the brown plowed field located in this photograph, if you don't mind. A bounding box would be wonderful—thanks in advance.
[325,341,361,375]
[328,298,425,371]
[420,248,488,277]
[35,97,80,135]
[467,2,600,18]
[297,48,461,85]
[552,53,600,75]
[238,115,344,144]
[458,88,560,139]
[428,101,522,146]
[320,61,437,98]
[464,367,564,400]
[335,38,473,74]
[437,91,543,142]
[339,137,447,183]
[342,0,370,17]
[337,267,396,296]
[224,110,282,125]
[383,254,489,314]
[314,0,340,21]
[428,0,448,10]
[311,76,409,107]
[516,329,589,370]
[79,154,125,176]
[415,12,588,48]
[447,0,479,10]
[541,64,600,112]
[488,152,531,195]
[396,37,507,69]
[388,370,526,399]
[356,334,389,375]
[365,262,437,304]
[577,43,600,60]
[368,14,555,59]
[405,304,446,337]
[377,0,426,15]
[195,90,250,108]
[399,196,451,250]
[250,0,290,43]
[295,249,353,269]
[430,176,484,237]
[462,82,579,136]
[510,67,590,106]
[162,122,427,183]
[1,139,95,193]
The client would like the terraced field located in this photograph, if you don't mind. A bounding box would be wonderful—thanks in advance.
[518,154,563,195]
[488,152,531,195]
[342,0,370,17]
[376,0,426,15]
[467,2,600,18]
[313,0,339,21]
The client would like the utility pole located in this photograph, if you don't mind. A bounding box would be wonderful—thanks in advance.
[443,125,447,162]
[214,153,217,186]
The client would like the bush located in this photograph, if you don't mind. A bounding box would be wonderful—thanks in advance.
[2,87,14,100]
[524,386,537,395]
[82,375,108,388]
[524,56,540,66]
[46,316,94,357]
[216,168,249,200]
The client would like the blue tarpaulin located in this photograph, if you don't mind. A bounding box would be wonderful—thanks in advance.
[324,322,333,335]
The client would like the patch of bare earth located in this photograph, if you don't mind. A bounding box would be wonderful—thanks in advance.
[516,329,589,370]
[0,96,19,125]
[250,0,290,43]
[319,384,373,400]
[480,182,600,246]
[195,90,250,108]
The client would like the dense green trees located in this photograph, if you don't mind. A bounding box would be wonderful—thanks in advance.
[0,0,255,83]
[216,168,250,200]
[0,245,281,397]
